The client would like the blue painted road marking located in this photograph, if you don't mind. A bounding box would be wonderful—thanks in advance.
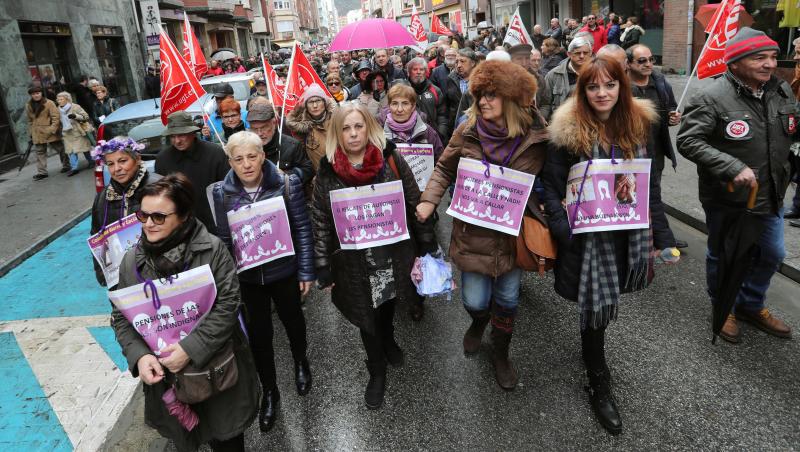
[88,326,129,372]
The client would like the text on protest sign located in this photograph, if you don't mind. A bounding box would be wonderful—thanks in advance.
[227,196,295,273]
[109,265,217,358]
[565,158,651,234]
[330,180,409,250]
[446,157,535,236]
[396,143,434,191]
[87,213,142,287]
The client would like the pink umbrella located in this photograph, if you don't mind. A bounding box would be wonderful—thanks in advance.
[329,19,417,51]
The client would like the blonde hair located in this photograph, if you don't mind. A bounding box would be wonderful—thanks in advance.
[225,131,263,158]
[464,97,534,138]
[325,103,386,164]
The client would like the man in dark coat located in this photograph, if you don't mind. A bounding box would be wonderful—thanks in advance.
[144,67,160,99]
[445,49,478,134]
[156,111,229,230]
[372,49,406,83]
[544,18,563,42]
[677,28,794,343]
[247,99,313,186]
[430,47,457,94]
[71,75,96,120]
[406,57,449,140]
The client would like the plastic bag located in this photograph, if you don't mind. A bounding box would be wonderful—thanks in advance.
[411,253,456,298]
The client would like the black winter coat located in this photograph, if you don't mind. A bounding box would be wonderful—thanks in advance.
[445,71,474,136]
[430,64,451,95]
[311,142,435,334]
[209,160,315,285]
[90,165,161,286]
[411,79,448,139]
[263,132,314,185]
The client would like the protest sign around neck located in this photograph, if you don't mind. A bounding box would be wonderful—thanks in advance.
[108,265,217,358]
[395,143,434,191]
[566,158,651,234]
[330,180,409,250]
[226,196,295,273]
[446,157,535,236]
[87,213,142,287]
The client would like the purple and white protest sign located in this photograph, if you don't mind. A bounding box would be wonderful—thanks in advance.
[108,265,217,358]
[446,158,535,236]
[87,213,142,287]
[565,159,651,234]
[227,197,295,273]
[330,180,409,250]
[395,143,434,191]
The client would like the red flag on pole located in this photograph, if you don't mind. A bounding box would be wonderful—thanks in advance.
[260,53,285,107]
[160,27,206,125]
[409,6,428,50]
[696,0,743,79]
[281,42,330,114]
[431,14,453,36]
[182,13,207,80]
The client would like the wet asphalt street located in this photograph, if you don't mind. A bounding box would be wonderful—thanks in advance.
[166,208,800,451]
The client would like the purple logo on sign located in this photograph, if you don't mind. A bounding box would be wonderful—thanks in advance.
[446,158,535,236]
[227,197,296,273]
[330,180,409,250]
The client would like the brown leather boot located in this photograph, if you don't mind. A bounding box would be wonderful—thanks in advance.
[737,308,792,339]
[490,327,518,390]
[719,314,741,344]
[463,309,490,354]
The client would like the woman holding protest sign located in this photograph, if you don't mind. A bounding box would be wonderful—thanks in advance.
[541,56,659,435]
[383,83,444,321]
[311,103,437,410]
[208,131,315,433]
[112,174,260,451]
[89,137,161,287]
[415,60,548,391]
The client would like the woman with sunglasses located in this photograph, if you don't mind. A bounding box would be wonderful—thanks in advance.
[90,137,161,287]
[542,56,658,434]
[416,61,548,391]
[218,98,249,141]
[325,73,350,104]
[208,131,315,433]
[113,173,260,451]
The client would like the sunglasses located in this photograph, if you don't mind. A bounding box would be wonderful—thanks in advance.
[328,82,341,86]
[635,56,656,64]
[136,210,176,225]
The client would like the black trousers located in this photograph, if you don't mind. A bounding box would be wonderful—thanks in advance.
[359,300,397,364]
[650,162,677,250]
[580,325,607,373]
[209,433,244,452]
[240,276,307,390]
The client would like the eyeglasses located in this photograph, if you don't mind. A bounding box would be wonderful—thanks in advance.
[307,99,324,105]
[635,56,656,64]
[481,92,497,101]
[136,210,176,225]
[222,114,240,120]
[328,82,341,86]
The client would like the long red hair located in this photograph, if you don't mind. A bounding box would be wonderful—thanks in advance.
[573,56,653,159]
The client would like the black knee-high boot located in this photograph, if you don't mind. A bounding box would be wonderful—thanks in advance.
[360,327,387,410]
[378,300,404,366]
[581,326,622,434]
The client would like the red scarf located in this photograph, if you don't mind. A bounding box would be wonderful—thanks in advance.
[332,144,384,186]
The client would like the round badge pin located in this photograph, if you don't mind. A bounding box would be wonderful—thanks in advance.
[725,120,749,138]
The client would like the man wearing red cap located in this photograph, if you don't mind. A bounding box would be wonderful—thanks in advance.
[677,27,795,343]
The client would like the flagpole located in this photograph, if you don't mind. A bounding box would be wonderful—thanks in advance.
[278,42,297,146]
[676,0,730,111]
[260,52,280,120]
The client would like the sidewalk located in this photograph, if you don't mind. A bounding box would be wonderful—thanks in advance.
[664,75,800,282]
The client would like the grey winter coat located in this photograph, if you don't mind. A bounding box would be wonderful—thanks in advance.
[542,58,574,121]
[112,220,260,451]
[677,72,796,215]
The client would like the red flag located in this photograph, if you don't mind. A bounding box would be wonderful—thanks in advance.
[697,0,743,79]
[260,53,286,107]
[282,43,330,114]
[431,14,453,36]
[182,14,207,80]
[160,28,206,125]
[409,6,428,49]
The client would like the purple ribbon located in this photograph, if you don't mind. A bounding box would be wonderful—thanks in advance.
[480,135,522,178]
[99,196,127,233]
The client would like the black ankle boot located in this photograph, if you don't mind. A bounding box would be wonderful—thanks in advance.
[364,359,387,410]
[383,337,404,367]
[586,369,622,435]
[294,358,312,396]
[258,388,280,432]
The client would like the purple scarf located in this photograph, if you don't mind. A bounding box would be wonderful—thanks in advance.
[475,117,522,175]
[386,111,418,142]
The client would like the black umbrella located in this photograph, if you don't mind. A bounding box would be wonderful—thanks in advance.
[17,140,33,172]
[711,182,763,344]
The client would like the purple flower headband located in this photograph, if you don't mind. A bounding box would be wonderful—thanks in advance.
[91,137,146,160]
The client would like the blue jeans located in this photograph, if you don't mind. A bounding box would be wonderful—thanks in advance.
[461,268,523,312]
[704,206,786,313]
[68,152,92,170]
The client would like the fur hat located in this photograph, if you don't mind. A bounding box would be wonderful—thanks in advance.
[724,27,779,65]
[468,60,537,108]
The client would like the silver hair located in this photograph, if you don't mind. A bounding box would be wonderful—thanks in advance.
[406,57,427,73]
[56,91,73,103]
[225,131,264,158]
[568,36,593,53]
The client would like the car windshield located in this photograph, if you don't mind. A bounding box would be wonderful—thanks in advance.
[201,79,252,100]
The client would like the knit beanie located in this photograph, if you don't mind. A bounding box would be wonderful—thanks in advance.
[301,83,327,106]
[724,27,779,65]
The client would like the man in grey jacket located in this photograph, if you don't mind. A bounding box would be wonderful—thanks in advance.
[677,27,794,343]
[542,35,593,120]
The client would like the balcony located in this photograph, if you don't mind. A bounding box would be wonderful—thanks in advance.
[184,0,209,12]
[208,0,234,18]
[233,5,254,22]
[252,16,269,34]
[158,0,185,8]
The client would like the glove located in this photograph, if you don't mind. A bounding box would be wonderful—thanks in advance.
[416,236,439,257]
[316,266,333,289]
[67,114,76,119]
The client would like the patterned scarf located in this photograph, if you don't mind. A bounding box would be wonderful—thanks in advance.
[576,143,652,331]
